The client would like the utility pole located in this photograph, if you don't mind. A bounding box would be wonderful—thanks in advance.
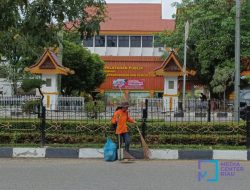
[57,31,63,93]
[182,21,189,110]
[234,0,241,122]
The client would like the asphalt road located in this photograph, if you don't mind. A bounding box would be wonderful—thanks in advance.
[0,159,249,190]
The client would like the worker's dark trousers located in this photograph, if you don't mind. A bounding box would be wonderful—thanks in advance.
[119,133,131,152]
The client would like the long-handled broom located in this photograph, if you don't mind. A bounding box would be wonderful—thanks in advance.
[135,124,151,159]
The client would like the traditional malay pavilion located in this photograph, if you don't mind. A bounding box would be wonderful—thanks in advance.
[154,51,196,111]
[25,49,74,110]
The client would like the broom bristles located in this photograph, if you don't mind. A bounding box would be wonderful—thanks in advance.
[135,125,151,159]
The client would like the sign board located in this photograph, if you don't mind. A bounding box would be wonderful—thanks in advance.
[112,79,144,89]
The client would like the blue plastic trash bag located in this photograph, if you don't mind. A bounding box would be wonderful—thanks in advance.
[104,137,117,161]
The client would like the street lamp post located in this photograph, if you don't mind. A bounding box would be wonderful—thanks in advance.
[234,0,241,122]
[182,21,189,111]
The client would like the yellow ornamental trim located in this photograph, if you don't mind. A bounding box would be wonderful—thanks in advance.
[42,92,61,95]
[100,31,159,35]
[163,94,178,97]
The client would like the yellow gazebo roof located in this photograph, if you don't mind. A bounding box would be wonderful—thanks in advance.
[25,49,74,75]
[154,51,196,77]
[241,71,250,76]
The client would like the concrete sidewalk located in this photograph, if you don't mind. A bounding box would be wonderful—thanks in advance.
[0,147,249,160]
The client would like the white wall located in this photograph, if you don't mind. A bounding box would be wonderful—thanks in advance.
[41,74,58,93]
[163,76,179,111]
[40,74,59,110]
[117,48,130,56]
[106,47,118,56]
[0,78,12,96]
[164,76,178,95]
[142,48,153,56]
[86,47,163,56]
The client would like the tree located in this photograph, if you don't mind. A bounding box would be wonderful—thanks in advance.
[61,40,106,95]
[0,0,106,95]
[157,0,250,97]
[241,0,250,57]
[210,61,234,100]
[22,78,46,98]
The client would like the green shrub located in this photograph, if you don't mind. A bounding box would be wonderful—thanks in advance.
[85,100,105,112]
[22,100,41,114]
[0,120,246,146]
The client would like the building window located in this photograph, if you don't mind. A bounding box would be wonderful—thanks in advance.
[118,36,129,47]
[46,78,52,87]
[142,36,153,47]
[83,37,93,47]
[130,36,141,47]
[107,36,117,47]
[154,36,164,47]
[168,81,174,89]
[95,35,105,47]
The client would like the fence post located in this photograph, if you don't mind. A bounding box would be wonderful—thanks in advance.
[246,106,250,149]
[207,99,211,122]
[142,99,148,139]
[40,106,46,146]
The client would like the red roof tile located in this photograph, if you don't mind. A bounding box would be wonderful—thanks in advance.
[101,56,163,62]
[101,4,175,33]
[64,3,175,33]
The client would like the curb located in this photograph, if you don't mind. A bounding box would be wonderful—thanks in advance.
[46,148,79,158]
[0,148,249,160]
[213,150,247,160]
[178,150,213,160]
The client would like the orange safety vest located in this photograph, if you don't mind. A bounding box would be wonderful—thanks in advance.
[111,109,135,135]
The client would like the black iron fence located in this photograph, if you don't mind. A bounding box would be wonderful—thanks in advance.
[0,96,247,120]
